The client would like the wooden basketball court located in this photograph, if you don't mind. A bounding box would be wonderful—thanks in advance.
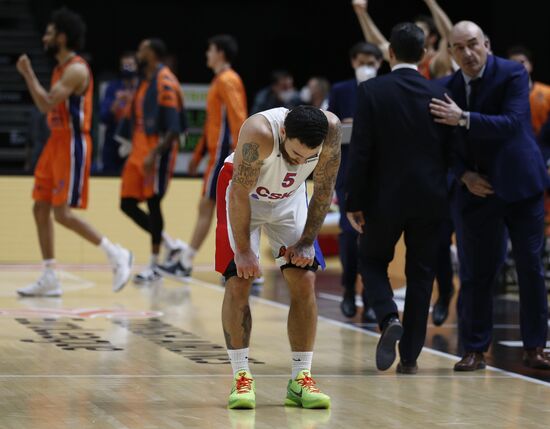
[0,177,549,428]
[0,266,548,428]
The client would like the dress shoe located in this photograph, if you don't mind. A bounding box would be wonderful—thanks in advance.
[362,306,377,324]
[340,291,357,318]
[454,352,486,371]
[432,294,452,326]
[376,316,403,371]
[523,348,550,370]
[396,361,418,375]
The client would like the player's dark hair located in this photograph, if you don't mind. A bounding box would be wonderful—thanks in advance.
[148,38,167,60]
[50,7,86,50]
[208,34,238,63]
[284,105,329,149]
[270,69,293,85]
[389,22,425,64]
[507,45,533,63]
[414,14,438,38]
[349,42,383,61]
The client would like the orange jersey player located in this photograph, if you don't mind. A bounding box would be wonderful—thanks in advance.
[159,34,247,281]
[116,38,186,284]
[16,8,132,297]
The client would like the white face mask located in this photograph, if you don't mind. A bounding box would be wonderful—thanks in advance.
[355,65,377,83]
[279,89,296,103]
[300,86,312,103]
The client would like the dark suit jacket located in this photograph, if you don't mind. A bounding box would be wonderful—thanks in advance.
[345,67,453,218]
[438,55,550,202]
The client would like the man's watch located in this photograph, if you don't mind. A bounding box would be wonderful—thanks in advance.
[458,111,468,127]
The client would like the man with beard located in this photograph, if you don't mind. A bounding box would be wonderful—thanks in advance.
[216,106,341,409]
[15,7,133,297]
[116,38,185,284]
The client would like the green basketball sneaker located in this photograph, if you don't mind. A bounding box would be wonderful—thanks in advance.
[228,370,256,409]
[284,370,330,409]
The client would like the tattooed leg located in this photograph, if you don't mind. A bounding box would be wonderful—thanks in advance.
[222,275,253,349]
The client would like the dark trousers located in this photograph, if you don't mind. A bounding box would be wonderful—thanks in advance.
[358,215,442,363]
[336,188,360,295]
[457,190,548,351]
[435,217,455,299]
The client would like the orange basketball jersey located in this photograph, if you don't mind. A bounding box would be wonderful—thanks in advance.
[33,55,94,209]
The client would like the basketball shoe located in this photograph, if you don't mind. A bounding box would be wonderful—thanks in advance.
[17,270,62,297]
[284,370,330,409]
[228,370,256,409]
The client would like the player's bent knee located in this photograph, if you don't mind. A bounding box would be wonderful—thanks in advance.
[33,201,51,221]
[225,276,253,301]
[120,198,137,216]
[53,206,72,225]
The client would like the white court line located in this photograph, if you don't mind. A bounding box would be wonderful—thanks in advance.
[189,277,550,388]
[0,374,530,379]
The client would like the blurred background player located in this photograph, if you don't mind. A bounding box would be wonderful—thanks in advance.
[251,69,301,114]
[15,8,132,297]
[99,51,138,175]
[159,34,247,280]
[117,38,185,284]
[352,0,454,79]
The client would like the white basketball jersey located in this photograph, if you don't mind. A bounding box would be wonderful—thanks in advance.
[225,107,322,203]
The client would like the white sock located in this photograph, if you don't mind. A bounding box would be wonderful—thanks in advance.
[292,351,313,379]
[99,237,118,259]
[227,348,250,375]
[162,231,174,248]
[43,259,56,271]
[181,246,197,267]
[150,254,159,267]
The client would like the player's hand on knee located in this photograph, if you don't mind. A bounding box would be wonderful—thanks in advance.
[285,242,315,268]
[235,249,261,280]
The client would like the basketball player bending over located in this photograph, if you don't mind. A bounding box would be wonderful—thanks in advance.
[216,105,341,409]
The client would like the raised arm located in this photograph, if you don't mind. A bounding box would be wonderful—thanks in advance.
[229,115,272,279]
[286,112,342,267]
[352,0,390,62]
[424,0,454,78]
[424,0,452,41]
[16,54,87,113]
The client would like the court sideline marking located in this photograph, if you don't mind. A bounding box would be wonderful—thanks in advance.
[188,277,550,388]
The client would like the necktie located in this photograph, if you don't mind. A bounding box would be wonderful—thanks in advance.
[467,78,481,109]
[466,78,482,171]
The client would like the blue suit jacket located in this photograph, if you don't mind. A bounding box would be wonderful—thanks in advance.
[439,55,549,202]
[328,78,358,121]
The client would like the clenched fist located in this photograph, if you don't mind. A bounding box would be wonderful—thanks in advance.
[16,54,33,77]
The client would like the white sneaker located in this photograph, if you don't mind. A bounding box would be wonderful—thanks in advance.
[110,245,133,292]
[133,266,162,284]
[17,270,62,297]
[163,239,188,264]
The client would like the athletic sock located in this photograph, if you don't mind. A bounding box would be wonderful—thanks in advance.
[227,347,250,375]
[150,254,159,267]
[162,231,174,248]
[99,237,118,259]
[43,259,56,271]
[181,246,197,267]
[291,351,313,379]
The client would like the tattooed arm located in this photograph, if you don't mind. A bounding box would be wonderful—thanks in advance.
[285,112,342,268]
[229,115,273,279]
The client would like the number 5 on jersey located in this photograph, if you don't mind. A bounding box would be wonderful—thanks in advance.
[282,172,297,188]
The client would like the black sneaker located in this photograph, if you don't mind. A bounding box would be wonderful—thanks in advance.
[157,260,192,282]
